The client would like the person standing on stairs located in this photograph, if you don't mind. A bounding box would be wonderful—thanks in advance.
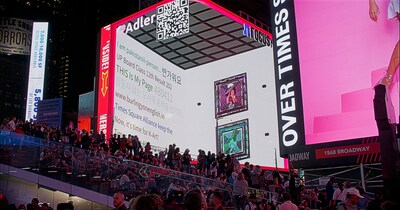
[370,0,400,89]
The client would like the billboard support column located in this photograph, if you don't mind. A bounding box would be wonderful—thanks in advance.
[359,163,366,191]
[373,84,400,202]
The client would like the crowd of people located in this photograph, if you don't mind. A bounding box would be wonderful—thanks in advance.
[322,177,399,210]
[1,116,398,210]
[0,196,73,210]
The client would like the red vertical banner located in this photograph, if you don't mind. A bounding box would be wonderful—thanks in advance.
[97,25,112,142]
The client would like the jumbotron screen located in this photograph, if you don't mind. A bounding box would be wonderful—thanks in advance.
[270,0,399,166]
[97,0,285,168]
[295,0,399,144]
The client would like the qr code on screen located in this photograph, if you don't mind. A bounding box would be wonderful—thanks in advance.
[156,0,189,41]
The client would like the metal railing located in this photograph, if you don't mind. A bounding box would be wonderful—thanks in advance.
[0,130,278,207]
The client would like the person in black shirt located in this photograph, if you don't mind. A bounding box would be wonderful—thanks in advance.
[325,177,335,208]
[27,198,40,210]
[182,149,191,173]
[113,192,127,210]
[318,189,328,209]
[241,162,252,187]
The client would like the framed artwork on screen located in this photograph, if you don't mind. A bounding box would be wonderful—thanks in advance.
[216,119,250,160]
[214,73,248,118]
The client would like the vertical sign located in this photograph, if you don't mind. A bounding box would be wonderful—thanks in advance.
[270,0,305,157]
[25,22,48,121]
[97,25,112,140]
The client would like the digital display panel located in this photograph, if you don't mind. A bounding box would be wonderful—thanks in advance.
[25,22,48,121]
[113,24,185,145]
[294,0,399,144]
[270,0,399,167]
[97,0,285,168]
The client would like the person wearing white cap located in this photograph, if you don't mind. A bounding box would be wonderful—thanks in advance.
[336,188,364,210]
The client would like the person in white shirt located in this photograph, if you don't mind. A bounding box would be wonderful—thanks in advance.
[331,182,344,208]
[339,181,351,203]
[250,165,261,189]
[277,192,298,210]
[233,173,249,210]
[119,173,131,189]
[119,170,137,190]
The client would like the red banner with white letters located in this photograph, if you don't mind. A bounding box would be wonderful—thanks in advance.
[97,25,112,141]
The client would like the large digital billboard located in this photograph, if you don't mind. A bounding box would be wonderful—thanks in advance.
[271,0,399,167]
[25,22,48,121]
[97,0,285,168]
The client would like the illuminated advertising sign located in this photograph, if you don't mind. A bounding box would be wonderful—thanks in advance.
[25,22,48,121]
[97,0,286,168]
[270,0,305,157]
[243,23,272,47]
[0,17,33,55]
[270,0,399,167]
[96,25,113,139]
[120,14,156,34]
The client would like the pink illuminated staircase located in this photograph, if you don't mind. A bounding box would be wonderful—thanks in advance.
[306,67,399,143]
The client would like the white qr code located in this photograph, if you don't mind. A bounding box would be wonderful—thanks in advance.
[156,0,189,41]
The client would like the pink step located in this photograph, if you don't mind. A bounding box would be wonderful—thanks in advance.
[371,67,399,88]
[309,67,399,143]
[313,110,375,133]
[341,88,374,112]
[306,125,378,144]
